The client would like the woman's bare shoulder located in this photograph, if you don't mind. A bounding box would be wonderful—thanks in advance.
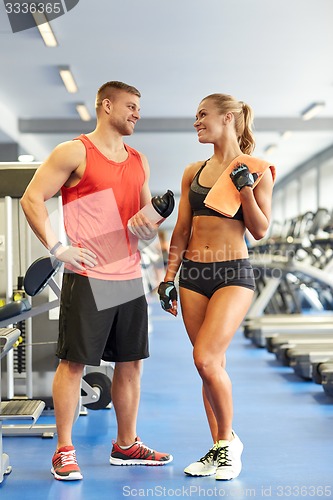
[183,160,206,178]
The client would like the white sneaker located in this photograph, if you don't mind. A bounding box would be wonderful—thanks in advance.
[215,432,243,481]
[184,444,218,476]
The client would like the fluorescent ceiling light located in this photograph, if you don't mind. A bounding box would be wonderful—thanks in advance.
[281,131,292,140]
[59,66,78,93]
[76,103,91,121]
[32,13,58,47]
[301,102,325,121]
[18,154,35,162]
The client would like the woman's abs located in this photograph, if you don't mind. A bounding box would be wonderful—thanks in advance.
[185,216,248,262]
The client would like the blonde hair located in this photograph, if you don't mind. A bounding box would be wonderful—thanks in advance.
[201,93,255,154]
[95,81,141,112]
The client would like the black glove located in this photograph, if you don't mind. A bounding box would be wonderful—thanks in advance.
[230,163,258,191]
[157,281,177,311]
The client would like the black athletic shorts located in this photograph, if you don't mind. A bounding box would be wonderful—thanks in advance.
[57,273,149,365]
[179,258,256,298]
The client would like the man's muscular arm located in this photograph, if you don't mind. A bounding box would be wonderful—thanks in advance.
[20,141,97,270]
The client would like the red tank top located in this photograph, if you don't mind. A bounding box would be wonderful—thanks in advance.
[61,134,145,280]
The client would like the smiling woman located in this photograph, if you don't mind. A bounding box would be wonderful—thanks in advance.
[158,91,275,481]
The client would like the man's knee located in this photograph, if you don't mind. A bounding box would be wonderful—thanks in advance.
[115,359,142,377]
[58,359,85,377]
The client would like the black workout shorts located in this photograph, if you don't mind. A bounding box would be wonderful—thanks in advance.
[57,272,149,365]
[179,258,256,298]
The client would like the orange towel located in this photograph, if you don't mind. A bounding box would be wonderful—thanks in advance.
[204,154,276,218]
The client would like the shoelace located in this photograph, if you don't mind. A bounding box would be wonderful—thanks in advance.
[137,441,153,451]
[114,437,154,452]
[199,446,217,464]
[216,446,231,468]
[136,441,159,459]
[55,450,78,468]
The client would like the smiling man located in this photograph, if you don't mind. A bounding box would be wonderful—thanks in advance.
[20,81,173,481]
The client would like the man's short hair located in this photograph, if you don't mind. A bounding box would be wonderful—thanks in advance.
[95,81,141,111]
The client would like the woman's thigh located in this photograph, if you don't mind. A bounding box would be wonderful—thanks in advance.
[179,287,209,346]
[194,286,254,362]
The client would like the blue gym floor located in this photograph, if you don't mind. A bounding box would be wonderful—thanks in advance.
[1,299,333,499]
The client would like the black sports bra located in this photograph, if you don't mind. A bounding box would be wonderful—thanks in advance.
[188,160,244,221]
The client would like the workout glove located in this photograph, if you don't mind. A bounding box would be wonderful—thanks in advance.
[230,163,258,191]
[158,281,177,311]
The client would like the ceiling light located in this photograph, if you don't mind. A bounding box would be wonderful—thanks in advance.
[32,12,58,47]
[264,144,277,155]
[18,154,35,162]
[281,131,292,140]
[59,66,78,93]
[76,103,91,121]
[301,102,325,121]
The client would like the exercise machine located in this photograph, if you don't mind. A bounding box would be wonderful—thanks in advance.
[0,256,113,437]
[266,332,333,354]
[0,327,45,482]
[312,359,333,397]
[0,256,61,437]
[288,346,333,380]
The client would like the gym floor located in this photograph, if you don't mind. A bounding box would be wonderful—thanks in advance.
[1,299,333,500]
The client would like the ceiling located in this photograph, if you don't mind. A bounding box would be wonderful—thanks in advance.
[0,0,333,196]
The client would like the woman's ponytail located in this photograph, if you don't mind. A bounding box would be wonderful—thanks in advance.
[238,102,255,155]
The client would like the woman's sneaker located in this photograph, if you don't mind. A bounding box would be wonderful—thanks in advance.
[215,432,243,481]
[184,444,218,476]
[51,445,83,481]
[110,437,173,466]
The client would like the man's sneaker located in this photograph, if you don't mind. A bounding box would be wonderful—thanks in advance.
[215,432,243,481]
[51,445,83,481]
[110,437,173,466]
[184,444,218,476]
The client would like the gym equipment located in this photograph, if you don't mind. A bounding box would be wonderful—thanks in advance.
[266,332,333,354]
[288,347,333,380]
[1,327,45,482]
[322,376,333,398]
[245,315,333,348]
[245,253,333,346]
[0,194,64,404]
[245,316,333,348]
[81,371,112,410]
[0,256,113,437]
[0,256,61,437]
[276,342,333,368]
[312,360,333,397]
[312,359,333,385]
[0,256,61,328]
[245,207,333,401]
